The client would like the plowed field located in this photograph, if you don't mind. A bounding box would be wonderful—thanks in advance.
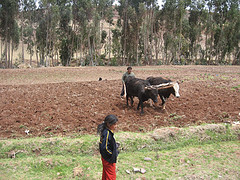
[0,66,240,138]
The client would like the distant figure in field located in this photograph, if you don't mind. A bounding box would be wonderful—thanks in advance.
[98,115,119,180]
[120,66,135,98]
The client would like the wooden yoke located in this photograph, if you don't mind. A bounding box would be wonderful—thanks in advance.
[152,82,174,90]
[157,84,174,90]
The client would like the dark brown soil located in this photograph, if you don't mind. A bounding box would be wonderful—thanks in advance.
[0,66,240,138]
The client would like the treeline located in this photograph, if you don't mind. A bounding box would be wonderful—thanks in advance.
[0,0,239,68]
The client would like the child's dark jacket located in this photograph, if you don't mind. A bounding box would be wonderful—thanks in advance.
[99,128,117,163]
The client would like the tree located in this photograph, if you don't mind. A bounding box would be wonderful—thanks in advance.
[36,0,60,67]
[72,0,93,65]
[22,0,36,66]
[0,0,19,68]
[227,0,240,64]
[161,0,178,64]
[11,21,20,67]
[58,0,73,66]
[1,0,239,67]
[36,17,47,66]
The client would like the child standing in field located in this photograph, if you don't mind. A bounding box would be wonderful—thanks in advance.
[97,115,119,180]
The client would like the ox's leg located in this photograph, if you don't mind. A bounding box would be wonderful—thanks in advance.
[130,96,134,106]
[160,95,167,110]
[137,99,144,114]
[137,101,140,110]
[140,99,144,114]
[126,94,129,107]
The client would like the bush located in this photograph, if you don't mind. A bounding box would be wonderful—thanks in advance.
[110,57,118,66]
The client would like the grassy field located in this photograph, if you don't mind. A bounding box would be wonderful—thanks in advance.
[0,124,239,180]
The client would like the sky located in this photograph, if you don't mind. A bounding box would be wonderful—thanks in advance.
[157,0,164,7]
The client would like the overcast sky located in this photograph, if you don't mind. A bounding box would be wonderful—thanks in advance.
[157,0,164,6]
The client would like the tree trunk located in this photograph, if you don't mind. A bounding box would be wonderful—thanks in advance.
[149,8,154,65]
[51,51,54,67]
[173,8,177,64]
[40,52,44,66]
[36,49,39,67]
[136,34,139,65]
[155,36,159,64]
[11,40,14,68]
[30,49,32,67]
[209,31,214,64]
[234,49,240,65]
[21,39,24,64]
[80,36,83,65]
[0,39,2,62]
[93,37,97,65]
[76,37,79,66]
[108,23,111,62]
[69,21,76,66]
[45,3,50,67]
[56,51,59,65]
[144,15,149,65]
[5,38,7,68]
[205,31,208,63]
[100,19,103,56]
[21,15,24,64]
[165,47,168,65]
[88,31,94,66]
[8,41,11,68]
[123,0,128,65]
[33,33,38,67]
[178,4,183,63]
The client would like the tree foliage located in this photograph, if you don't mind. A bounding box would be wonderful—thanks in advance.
[0,0,239,68]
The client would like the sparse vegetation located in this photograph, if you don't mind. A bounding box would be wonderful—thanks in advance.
[19,124,26,129]
[0,124,239,179]
[169,113,182,121]
[232,85,240,91]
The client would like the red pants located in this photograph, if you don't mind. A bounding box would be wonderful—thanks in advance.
[101,156,116,180]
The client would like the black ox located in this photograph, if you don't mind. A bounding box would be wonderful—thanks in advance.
[146,77,180,109]
[124,77,158,114]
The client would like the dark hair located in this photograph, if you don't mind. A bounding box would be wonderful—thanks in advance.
[127,66,132,70]
[97,114,118,135]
